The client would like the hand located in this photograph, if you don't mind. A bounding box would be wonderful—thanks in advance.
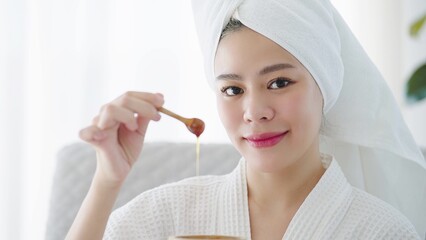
[79,91,164,187]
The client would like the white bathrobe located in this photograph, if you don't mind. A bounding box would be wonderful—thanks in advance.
[104,155,420,240]
[191,0,426,235]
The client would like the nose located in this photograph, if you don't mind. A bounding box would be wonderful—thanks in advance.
[243,93,274,123]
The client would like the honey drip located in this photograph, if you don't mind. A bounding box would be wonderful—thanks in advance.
[196,137,200,176]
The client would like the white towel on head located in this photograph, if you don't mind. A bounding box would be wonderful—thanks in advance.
[191,0,426,235]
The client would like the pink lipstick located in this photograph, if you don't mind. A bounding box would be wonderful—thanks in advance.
[244,131,288,148]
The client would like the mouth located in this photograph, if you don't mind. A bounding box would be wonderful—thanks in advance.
[244,131,288,148]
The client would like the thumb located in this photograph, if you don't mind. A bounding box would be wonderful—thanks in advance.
[79,125,108,144]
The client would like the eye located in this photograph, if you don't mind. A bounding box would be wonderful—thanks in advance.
[220,86,244,96]
[268,77,292,89]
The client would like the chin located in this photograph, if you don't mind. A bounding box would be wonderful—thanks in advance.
[248,159,285,173]
[244,151,292,173]
[235,141,284,171]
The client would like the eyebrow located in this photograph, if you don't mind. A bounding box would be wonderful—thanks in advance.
[216,63,295,81]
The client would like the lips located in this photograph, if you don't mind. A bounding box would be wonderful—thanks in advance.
[244,131,288,148]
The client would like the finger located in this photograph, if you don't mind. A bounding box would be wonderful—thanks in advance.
[92,115,100,125]
[118,91,164,108]
[97,104,138,131]
[114,95,162,122]
[136,115,152,136]
[79,125,107,143]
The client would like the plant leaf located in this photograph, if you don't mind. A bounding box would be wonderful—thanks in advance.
[410,14,426,37]
[406,64,426,103]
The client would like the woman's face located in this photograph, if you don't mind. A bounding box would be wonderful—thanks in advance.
[214,27,323,173]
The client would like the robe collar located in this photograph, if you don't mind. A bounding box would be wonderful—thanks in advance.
[223,154,354,239]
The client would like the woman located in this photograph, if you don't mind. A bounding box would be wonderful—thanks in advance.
[66,0,426,239]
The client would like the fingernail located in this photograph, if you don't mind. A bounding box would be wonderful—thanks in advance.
[154,113,161,121]
[155,93,164,104]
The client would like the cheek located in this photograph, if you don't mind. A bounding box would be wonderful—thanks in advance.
[216,96,240,131]
[283,86,323,134]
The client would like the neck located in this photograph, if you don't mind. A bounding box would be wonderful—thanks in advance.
[246,148,325,210]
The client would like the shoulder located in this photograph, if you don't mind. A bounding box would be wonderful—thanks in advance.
[104,174,229,239]
[138,174,230,204]
[113,174,228,216]
[340,188,420,239]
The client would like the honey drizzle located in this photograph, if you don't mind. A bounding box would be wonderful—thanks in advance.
[196,137,200,176]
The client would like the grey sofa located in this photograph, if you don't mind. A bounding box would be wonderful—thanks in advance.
[45,142,241,240]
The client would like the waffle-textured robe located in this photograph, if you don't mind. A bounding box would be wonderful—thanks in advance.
[104,155,420,239]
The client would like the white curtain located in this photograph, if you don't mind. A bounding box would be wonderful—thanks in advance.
[0,0,424,239]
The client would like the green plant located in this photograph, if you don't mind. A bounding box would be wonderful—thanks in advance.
[406,14,426,103]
